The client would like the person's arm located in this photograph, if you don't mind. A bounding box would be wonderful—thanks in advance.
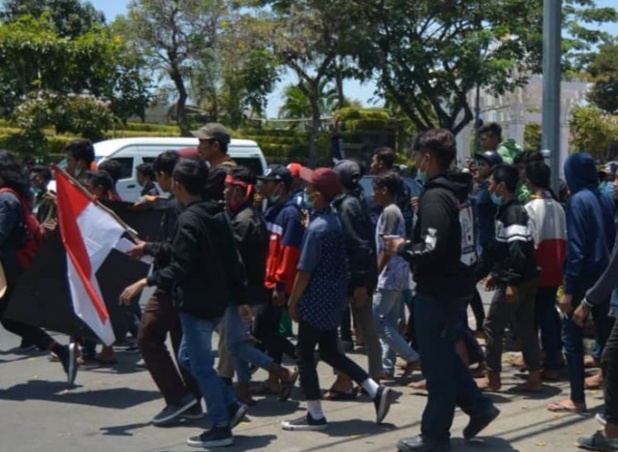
[0,194,20,247]
[338,198,375,290]
[377,206,400,274]
[490,207,533,284]
[146,213,200,292]
[563,197,588,296]
[396,190,454,267]
[585,237,618,307]
[288,271,312,321]
[274,209,304,293]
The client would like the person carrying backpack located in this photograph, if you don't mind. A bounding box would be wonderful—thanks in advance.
[0,150,78,386]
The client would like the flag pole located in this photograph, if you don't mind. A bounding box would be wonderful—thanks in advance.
[51,165,139,239]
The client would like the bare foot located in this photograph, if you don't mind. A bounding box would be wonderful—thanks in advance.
[476,376,501,391]
[584,355,600,369]
[547,399,586,413]
[585,371,603,389]
[472,362,487,378]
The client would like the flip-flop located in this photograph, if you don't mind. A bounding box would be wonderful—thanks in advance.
[323,387,359,401]
[547,402,586,413]
[278,368,299,402]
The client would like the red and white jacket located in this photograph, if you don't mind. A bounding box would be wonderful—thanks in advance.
[525,192,567,288]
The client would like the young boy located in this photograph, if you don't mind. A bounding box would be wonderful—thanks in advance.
[120,159,248,448]
[284,167,392,431]
[479,164,542,392]
[372,171,419,379]
[136,163,160,198]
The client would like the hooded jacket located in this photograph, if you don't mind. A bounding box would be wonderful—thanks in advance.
[563,153,615,295]
[397,172,476,297]
[332,187,378,292]
[147,199,247,320]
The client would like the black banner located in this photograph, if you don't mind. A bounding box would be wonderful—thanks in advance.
[4,204,164,342]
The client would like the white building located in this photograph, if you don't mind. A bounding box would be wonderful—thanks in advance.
[456,75,590,174]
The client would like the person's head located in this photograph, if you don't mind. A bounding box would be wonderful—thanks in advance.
[172,158,209,204]
[136,163,155,187]
[412,129,457,181]
[287,162,304,191]
[488,165,518,205]
[191,122,231,164]
[97,160,122,185]
[372,171,400,207]
[513,152,528,182]
[0,150,29,198]
[64,139,95,177]
[525,161,551,191]
[333,159,362,192]
[299,167,342,210]
[475,151,503,180]
[29,165,52,191]
[257,164,293,205]
[370,147,396,174]
[478,123,502,151]
[526,151,545,164]
[224,166,257,212]
[85,170,113,200]
[152,151,180,193]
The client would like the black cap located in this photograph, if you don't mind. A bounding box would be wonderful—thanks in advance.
[257,164,293,186]
[475,151,503,167]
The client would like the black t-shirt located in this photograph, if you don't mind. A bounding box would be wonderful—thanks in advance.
[203,160,237,201]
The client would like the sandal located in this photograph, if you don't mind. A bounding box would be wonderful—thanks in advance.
[278,368,299,402]
[547,401,586,413]
[323,387,359,401]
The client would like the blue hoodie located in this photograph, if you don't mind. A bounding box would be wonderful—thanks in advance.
[563,152,616,294]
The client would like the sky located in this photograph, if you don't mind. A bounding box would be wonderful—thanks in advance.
[91,0,617,119]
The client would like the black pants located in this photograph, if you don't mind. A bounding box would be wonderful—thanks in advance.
[465,288,486,331]
[297,321,369,400]
[253,302,296,364]
[602,317,618,423]
[0,290,56,351]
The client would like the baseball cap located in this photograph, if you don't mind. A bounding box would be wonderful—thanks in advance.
[475,151,503,167]
[333,160,361,188]
[287,162,303,178]
[257,164,293,186]
[299,167,342,199]
[190,123,231,144]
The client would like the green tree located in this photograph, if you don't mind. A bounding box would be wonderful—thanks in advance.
[278,82,338,122]
[588,39,618,115]
[351,0,617,135]
[570,105,618,162]
[1,0,105,38]
[118,0,230,135]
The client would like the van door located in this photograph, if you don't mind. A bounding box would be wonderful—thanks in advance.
[107,154,141,202]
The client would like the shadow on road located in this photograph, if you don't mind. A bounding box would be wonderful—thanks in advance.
[0,380,160,409]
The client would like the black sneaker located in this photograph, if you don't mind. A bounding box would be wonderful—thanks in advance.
[281,412,328,431]
[59,343,78,386]
[152,395,198,426]
[228,401,249,429]
[181,402,204,420]
[187,425,233,448]
[373,386,392,424]
[463,405,500,440]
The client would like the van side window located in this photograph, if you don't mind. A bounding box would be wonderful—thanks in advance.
[110,157,134,179]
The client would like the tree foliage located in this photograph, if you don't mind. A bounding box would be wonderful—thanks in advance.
[350,0,617,135]
[570,105,618,162]
[588,39,618,115]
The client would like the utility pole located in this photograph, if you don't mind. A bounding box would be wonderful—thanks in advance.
[542,0,562,193]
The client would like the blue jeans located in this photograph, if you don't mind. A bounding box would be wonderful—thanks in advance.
[178,312,238,427]
[562,282,613,404]
[225,305,273,382]
[535,287,562,371]
[373,289,419,373]
[415,292,492,442]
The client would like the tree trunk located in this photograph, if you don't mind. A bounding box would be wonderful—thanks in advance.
[335,67,345,110]
[170,63,190,136]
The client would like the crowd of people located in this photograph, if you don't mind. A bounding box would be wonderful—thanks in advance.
[1,121,618,451]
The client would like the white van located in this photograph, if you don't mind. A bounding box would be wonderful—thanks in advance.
[51,137,267,202]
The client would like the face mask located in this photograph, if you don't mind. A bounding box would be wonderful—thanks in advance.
[268,185,282,205]
[303,191,315,211]
[30,187,43,195]
[490,193,503,206]
[417,170,427,184]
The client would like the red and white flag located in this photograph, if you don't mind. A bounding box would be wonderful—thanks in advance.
[54,169,126,345]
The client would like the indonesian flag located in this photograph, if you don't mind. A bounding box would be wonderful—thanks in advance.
[54,169,126,345]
